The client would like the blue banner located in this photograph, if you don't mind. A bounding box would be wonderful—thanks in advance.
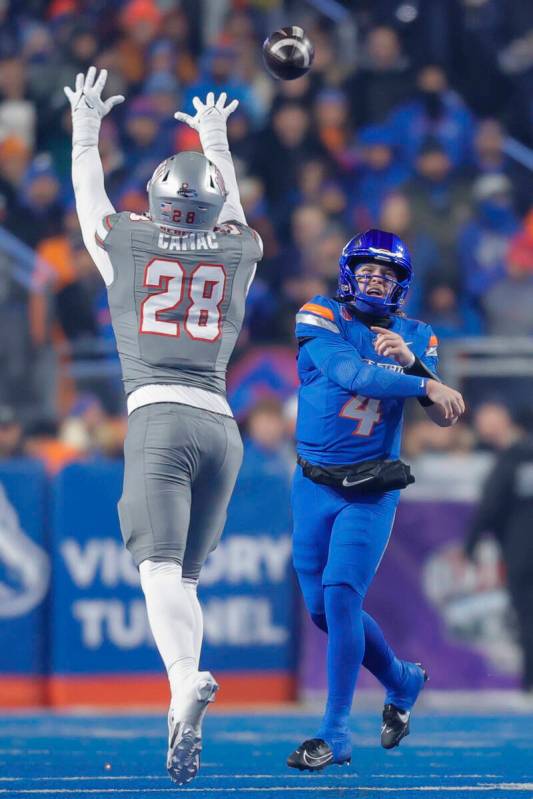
[50,450,296,676]
[0,459,49,675]
[199,445,296,671]
[51,460,158,675]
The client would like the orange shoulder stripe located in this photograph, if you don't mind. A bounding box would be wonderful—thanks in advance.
[429,334,438,347]
[300,302,335,321]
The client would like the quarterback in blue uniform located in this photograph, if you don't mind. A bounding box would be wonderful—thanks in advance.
[287,229,465,772]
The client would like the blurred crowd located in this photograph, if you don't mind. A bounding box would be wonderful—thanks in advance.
[0,389,528,498]
[0,0,533,456]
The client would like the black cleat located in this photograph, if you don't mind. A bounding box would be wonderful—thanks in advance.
[381,704,411,749]
[381,663,428,750]
[287,738,348,771]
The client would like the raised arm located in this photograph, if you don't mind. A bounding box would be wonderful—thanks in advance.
[174,92,247,226]
[64,67,124,286]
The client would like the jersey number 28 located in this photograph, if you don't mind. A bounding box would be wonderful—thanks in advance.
[139,258,226,342]
[340,396,382,436]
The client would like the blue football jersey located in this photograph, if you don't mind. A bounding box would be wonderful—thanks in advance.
[295,295,439,465]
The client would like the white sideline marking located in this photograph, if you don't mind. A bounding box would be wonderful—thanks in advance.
[1,785,533,795]
[0,772,506,782]
[0,777,164,783]
[370,775,502,779]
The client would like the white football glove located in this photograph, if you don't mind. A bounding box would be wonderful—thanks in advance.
[174,91,239,130]
[64,66,125,145]
[174,92,239,150]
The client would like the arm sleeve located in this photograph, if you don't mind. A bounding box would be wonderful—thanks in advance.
[198,115,247,227]
[71,116,115,285]
[406,355,439,381]
[302,334,429,400]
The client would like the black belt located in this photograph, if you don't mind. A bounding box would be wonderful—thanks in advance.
[296,454,415,493]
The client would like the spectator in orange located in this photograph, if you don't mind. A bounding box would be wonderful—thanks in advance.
[24,418,82,475]
[0,135,30,225]
[117,0,163,85]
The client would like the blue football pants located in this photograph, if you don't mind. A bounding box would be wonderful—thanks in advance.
[292,465,399,599]
[292,465,402,748]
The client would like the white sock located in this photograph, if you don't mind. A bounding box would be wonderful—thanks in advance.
[139,559,197,706]
[183,578,203,666]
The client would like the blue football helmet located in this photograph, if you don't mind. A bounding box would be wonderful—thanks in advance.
[338,228,413,314]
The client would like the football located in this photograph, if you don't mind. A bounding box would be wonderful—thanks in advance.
[262,26,314,81]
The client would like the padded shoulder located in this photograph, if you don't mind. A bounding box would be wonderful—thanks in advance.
[400,315,434,342]
[299,295,339,321]
[401,316,439,366]
[296,295,341,337]
[215,220,263,260]
[96,211,152,250]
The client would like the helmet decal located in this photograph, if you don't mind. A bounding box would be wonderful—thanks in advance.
[176,182,198,198]
[208,162,227,198]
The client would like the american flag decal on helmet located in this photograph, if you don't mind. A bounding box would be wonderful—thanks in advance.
[159,201,173,217]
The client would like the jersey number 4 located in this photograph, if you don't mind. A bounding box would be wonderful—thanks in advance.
[139,258,226,342]
[340,396,382,436]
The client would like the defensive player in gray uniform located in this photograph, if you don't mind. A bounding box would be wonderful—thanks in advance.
[65,67,262,785]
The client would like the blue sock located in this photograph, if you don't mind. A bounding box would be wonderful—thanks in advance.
[362,611,404,690]
[316,584,364,758]
[309,607,404,693]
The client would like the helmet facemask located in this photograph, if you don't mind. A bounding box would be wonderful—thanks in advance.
[344,258,408,313]
[338,230,413,314]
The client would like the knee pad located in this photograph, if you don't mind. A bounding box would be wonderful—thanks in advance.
[322,560,371,598]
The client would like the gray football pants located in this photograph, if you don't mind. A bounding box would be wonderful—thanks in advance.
[118,403,243,577]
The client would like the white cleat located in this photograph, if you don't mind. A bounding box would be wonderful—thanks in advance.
[166,671,219,785]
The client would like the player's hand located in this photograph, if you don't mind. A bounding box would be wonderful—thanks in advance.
[174,92,239,131]
[426,379,465,421]
[371,326,414,368]
[64,66,125,120]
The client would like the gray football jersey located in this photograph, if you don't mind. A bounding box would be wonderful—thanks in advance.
[100,212,262,396]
